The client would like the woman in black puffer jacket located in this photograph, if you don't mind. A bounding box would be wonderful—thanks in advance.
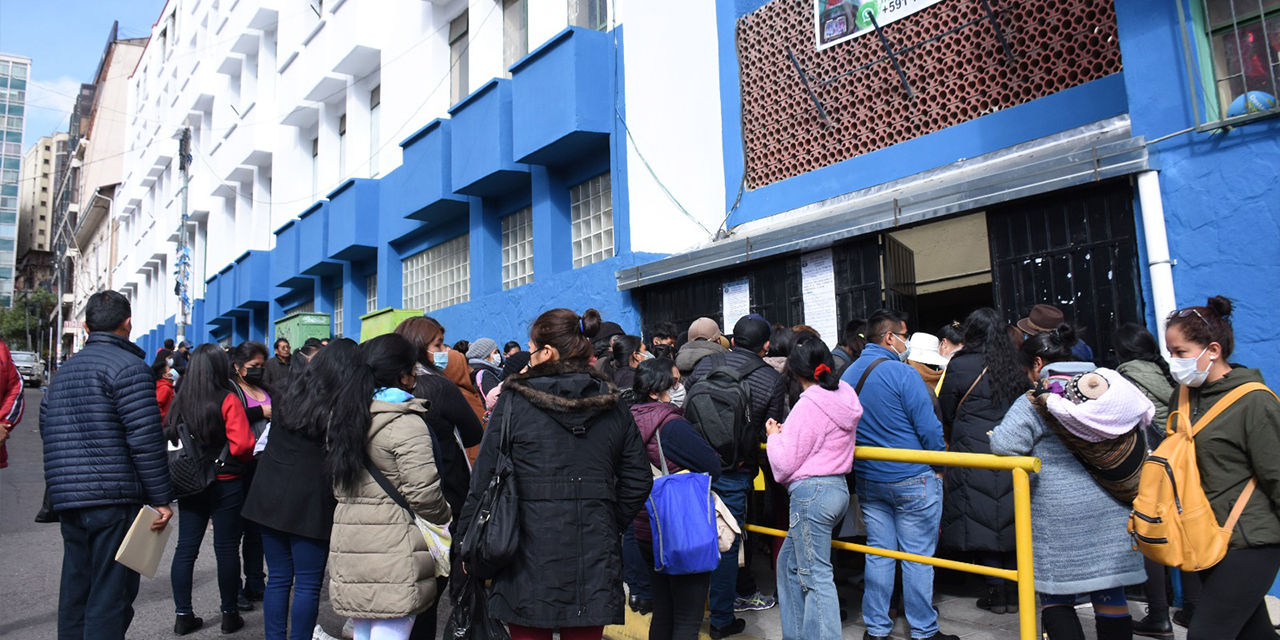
[458,308,652,640]
[937,308,1030,616]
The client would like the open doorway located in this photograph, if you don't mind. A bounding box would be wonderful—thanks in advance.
[887,213,995,336]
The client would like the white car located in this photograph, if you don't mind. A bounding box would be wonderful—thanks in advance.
[11,351,45,388]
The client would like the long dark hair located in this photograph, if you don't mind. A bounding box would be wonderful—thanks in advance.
[611,334,643,369]
[633,357,676,401]
[152,349,173,382]
[1113,323,1176,387]
[767,327,796,358]
[787,335,840,392]
[325,334,417,492]
[230,341,269,380]
[166,344,236,447]
[276,338,361,440]
[394,315,444,370]
[959,308,1028,404]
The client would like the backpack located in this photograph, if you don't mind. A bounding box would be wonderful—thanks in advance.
[166,421,236,498]
[1128,382,1278,571]
[684,354,767,473]
[646,424,720,575]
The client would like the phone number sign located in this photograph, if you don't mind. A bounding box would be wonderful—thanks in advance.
[814,0,945,50]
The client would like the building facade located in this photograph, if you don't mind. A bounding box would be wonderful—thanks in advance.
[17,132,64,292]
[0,54,30,308]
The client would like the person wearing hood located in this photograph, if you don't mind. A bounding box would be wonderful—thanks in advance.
[630,357,721,640]
[1164,297,1280,640]
[765,336,860,640]
[465,338,504,398]
[458,308,651,640]
[326,334,451,640]
[674,317,729,376]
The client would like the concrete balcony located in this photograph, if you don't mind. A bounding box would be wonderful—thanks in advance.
[388,119,468,227]
[448,79,530,197]
[510,27,613,166]
[296,201,341,277]
[231,250,270,313]
[271,218,309,290]
[326,179,379,262]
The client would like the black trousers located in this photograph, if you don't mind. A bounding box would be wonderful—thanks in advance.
[1188,545,1280,640]
[640,543,713,640]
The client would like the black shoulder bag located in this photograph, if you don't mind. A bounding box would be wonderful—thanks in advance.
[460,394,520,579]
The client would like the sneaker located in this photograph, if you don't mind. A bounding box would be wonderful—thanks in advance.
[976,585,1007,615]
[341,618,355,639]
[733,592,777,612]
[1132,608,1174,638]
[174,613,204,635]
[709,618,746,639]
[313,625,342,640]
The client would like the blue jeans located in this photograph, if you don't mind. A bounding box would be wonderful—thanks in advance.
[171,477,246,615]
[1040,586,1127,609]
[622,526,651,600]
[261,526,329,640]
[57,503,142,640]
[777,476,848,640]
[709,470,752,628]
[857,471,943,638]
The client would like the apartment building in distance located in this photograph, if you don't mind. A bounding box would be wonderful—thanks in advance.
[0,54,30,307]
[17,132,65,292]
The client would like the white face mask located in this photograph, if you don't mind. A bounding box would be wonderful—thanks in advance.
[668,383,686,409]
[1169,347,1213,387]
[166,358,174,367]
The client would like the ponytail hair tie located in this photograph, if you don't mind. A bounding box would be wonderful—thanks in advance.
[814,363,831,378]
[579,317,586,335]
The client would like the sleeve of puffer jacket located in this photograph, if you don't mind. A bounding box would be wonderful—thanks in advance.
[613,407,653,530]
[389,415,451,526]
[115,361,175,506]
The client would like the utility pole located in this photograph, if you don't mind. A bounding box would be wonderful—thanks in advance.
[176,127,192,344]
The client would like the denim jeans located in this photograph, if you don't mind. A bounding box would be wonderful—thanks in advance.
[57,503,142,640]
[777,476,848,640]
[856,471,943,638]
[171,477,246,615]
[622,525,652,600]
[261,526,328,640]
[709,470,752,628]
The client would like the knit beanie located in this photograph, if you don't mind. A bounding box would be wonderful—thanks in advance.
[466,338,498,360]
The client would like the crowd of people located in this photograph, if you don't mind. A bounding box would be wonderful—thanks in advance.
[27,288,1280,640]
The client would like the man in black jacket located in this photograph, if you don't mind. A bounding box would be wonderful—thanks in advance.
[41,291,174,640]
[262,337,291,388]
[688,316,786,637]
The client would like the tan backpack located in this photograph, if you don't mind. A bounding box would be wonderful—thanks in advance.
[1129,382,1278,570]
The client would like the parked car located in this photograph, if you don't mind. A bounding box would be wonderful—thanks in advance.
[12,351,44,388]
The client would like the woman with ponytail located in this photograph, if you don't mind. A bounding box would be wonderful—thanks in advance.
[989,324,1144,640]
[457,308,651,640]
[325,334,450,640]
[764,336,861,640]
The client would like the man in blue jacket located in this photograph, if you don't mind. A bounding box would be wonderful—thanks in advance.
[841,309,956,640]
[41,291,174,640]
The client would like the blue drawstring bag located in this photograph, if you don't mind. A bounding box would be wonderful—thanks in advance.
[646,425,720,575]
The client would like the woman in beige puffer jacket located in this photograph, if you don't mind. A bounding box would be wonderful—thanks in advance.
[326,335,451,638]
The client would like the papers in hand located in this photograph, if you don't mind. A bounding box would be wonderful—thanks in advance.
[114,506,173,579]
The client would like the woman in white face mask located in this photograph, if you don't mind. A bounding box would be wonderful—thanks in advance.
[1164,296,1280,640]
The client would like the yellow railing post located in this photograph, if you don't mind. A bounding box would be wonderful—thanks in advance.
[1012,467,1036,640]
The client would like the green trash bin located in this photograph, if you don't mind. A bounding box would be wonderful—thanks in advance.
[274,312,332,348]
[360,308,423,342]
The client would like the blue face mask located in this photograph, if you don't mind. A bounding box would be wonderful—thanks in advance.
[432,350,450,370]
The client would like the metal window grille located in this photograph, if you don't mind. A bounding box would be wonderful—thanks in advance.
[402,234,470,312]
[1177,0,1280,128]
[333,287,344,338]
[570,173,613,268]
[366,274,378,313]
[502,207,533,289]
[285,300,314,315]
[450,13,470,104]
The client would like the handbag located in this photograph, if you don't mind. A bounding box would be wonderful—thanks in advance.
[167,422,237,498]
[362,457,453,577]
[646,424,721,575]
[460,395,520,580]
[443,575,510,640]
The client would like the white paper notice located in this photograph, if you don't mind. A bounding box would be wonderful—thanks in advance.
[800,249,839,349]
[722,279,751,330]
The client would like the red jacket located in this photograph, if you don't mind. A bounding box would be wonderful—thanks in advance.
[156,378,175,424]
[215,393,255,480]
[0,341,25,469]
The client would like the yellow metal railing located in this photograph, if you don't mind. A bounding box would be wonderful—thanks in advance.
[752,445,1041,640]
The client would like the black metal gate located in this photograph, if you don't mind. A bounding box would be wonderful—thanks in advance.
[987,178,1144,366]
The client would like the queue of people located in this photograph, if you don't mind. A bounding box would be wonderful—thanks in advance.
[32,288,1280,640]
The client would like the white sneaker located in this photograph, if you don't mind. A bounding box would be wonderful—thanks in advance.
[341,618,355,639]
[313,625,341,640]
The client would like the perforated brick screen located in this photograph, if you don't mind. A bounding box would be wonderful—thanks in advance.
[736,0,1123,189]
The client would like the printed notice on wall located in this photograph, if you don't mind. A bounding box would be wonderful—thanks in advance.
[814,0,946,51]
[722,279,751,330]
[800,249,839,349]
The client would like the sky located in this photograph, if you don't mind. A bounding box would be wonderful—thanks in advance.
[0,0,166,153]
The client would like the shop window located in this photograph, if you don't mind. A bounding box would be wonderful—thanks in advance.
[501,207,533,289]
[450,12,470,104]
[569,0,608,31]
[402,234,470,312]
[366,274,377,313]
[333,286,343,337]
[1183,0,1280,125]
[570,173,613,268]
[503,0,528,76]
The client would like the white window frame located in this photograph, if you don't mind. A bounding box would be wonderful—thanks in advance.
[369,86,381,177]
[570,172,614,268]
[449,13,470,105]
[402,234,470,312]
[366,274,378,313]
[502,0,528,76]
[333,286,344,337]
[501,207,533,290]
[337,113,347,180]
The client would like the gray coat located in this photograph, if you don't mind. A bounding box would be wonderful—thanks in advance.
[990,395,1145,594]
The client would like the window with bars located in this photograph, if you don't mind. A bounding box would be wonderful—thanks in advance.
[570,173,614,268]
[285,300,315,315]
[403,234,470,312]
[503,0,528,77]
[502,207,533,289]
[333,287,344,337]
[1180,0,1280,126]
[450,12,470,105]
[569,0,608,31]
[366,274,378,313]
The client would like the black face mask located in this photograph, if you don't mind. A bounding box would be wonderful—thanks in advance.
[244,368,264,384]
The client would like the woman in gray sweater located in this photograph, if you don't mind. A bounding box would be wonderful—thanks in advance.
[989,324,1145,640]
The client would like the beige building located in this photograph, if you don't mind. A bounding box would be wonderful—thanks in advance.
[17,133,64,292]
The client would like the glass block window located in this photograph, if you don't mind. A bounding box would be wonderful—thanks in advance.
[333,286,344,338]
[570,172,613,268]
[403,234,470,312]
[502,207,533,290]
[366,274,378,313]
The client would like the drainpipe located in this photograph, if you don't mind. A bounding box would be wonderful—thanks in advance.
[1136,171,1177,351]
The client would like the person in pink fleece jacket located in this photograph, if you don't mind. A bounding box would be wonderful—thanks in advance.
[764,337,861,640]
